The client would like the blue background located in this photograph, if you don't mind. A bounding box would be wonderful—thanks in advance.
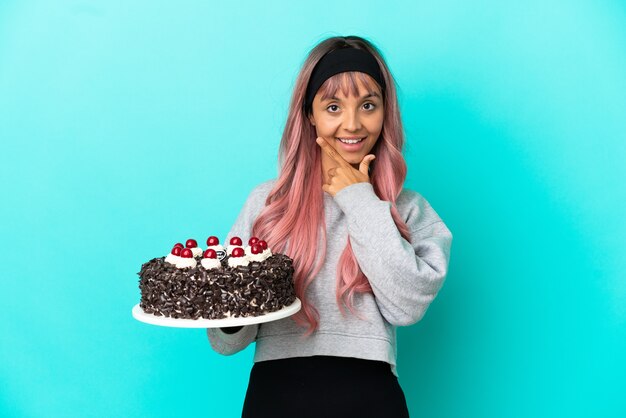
[1,1,625,417]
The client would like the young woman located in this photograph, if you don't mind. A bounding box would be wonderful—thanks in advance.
[207,35,453,418]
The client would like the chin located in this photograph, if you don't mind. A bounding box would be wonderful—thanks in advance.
[336,152,356,161]
[345,157,363,166]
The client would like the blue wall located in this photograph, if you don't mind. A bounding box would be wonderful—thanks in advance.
[1,1,624,417]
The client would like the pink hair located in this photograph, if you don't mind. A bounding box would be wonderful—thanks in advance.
[252,36,411,336]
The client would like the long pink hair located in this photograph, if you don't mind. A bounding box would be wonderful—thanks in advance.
[252,36,410,336]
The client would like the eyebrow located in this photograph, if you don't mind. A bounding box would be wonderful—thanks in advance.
[324,92,381,102]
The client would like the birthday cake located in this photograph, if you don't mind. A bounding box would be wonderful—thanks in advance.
[137,236,296,320]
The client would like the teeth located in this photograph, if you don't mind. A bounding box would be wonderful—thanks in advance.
[337,137,364,144]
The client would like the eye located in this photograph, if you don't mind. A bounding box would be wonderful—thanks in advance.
[363,102,376,111]
[327,104,339,112]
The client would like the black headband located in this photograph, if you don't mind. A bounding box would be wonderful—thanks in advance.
[304,46,386,114]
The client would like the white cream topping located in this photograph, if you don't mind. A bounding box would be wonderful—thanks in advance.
[244,244,273,261]
[226,244,242,255]
[164,254,181,265]
[247,252,265,262]
[189,246,203,257]
[175,257,197,269]
[208,244,225,253]
[201,258,221,270]
[247,249,272,262]
[228,256,249,268]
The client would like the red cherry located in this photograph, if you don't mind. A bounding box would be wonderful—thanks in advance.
[232,247,245,257]
[174,243,184,249]
[248,236,260,246]
[258,240,268,250]
[203,249,217,259]
[171,246,182,256]
[181,248,193,258]
[230,236,243,246]
[206,236,219,246]
[251,244,262,254]
[186,238,198,248]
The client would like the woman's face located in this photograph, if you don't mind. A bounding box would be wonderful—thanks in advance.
[308,74,384,169]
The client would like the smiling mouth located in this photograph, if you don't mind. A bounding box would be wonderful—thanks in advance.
[336,137,366,144]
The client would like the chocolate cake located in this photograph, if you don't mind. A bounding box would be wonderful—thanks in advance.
[137,236,297,320]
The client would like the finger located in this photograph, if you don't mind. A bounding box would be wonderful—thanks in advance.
[316,137,350,168]
[327,167,337,178]
[359,154,376,176]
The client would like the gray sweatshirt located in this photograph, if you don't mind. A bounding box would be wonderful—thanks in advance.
[206,179,453,377]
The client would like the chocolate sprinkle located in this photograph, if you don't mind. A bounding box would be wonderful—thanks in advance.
[137,254,296,320]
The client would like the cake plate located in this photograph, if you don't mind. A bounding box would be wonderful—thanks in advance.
[132,298,301,329]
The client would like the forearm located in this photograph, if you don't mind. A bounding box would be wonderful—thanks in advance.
[206,324,259,355]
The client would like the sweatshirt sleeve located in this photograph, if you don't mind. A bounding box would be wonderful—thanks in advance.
[332,182,453,326]
[205,180,275,355]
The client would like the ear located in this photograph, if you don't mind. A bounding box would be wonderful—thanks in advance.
[308,113,316,126]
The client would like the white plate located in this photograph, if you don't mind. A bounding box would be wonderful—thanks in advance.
[132,298,301,329]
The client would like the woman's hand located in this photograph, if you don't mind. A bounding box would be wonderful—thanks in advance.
[316,137,376,197]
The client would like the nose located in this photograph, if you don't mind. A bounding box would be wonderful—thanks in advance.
[342,108,362,132]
